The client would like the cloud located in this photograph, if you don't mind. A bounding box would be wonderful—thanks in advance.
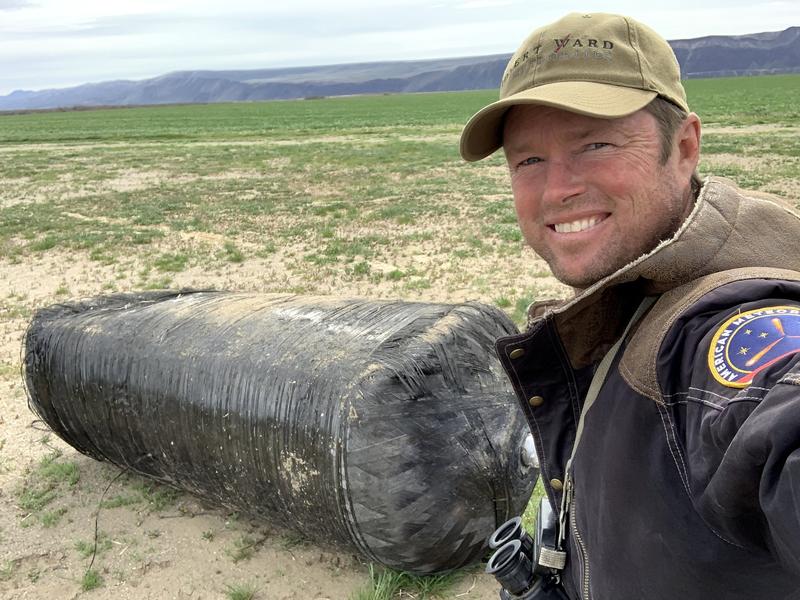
[2,2,532,41]
[1,13,183,39]
[458,0,515,8]
[0,0,36,10]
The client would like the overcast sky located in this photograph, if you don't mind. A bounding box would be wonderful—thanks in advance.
[1,0,797,96]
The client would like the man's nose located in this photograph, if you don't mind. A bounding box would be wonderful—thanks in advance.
[540,159,585,206]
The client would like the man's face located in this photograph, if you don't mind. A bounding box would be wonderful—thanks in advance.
[503,104,694,289]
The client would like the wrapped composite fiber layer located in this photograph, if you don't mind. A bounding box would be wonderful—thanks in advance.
[24,290,537,573]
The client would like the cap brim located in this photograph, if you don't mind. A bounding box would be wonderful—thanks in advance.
[459,82,657,162]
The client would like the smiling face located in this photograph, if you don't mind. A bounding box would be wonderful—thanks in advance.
[503,104,699,289]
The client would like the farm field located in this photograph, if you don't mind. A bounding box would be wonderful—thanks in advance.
[1,74,799,599]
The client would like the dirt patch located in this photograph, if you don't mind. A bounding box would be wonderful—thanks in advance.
[270,135,377,147]
[702,124,800,135]
[102,169,180,193]
[62,211,131,226]
[396,132,459,143]
[764,178,800,202]
[700,153,792,171]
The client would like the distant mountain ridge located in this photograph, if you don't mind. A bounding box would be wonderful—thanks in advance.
[2,27,798,111]
[671,27,800,77]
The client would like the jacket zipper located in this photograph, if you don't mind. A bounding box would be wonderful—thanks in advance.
[570,494,591,600]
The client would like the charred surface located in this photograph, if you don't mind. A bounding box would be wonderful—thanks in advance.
[24,290,536,573]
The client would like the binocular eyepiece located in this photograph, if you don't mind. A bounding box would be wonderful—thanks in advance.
[487,537,535,597]
[485,500,568,600]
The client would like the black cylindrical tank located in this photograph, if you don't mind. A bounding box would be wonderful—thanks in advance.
[23,290,537,573]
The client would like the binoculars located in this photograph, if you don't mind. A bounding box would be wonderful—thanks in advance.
[485,498,569,600]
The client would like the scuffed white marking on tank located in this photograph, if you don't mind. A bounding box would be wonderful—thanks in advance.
[280,452,320,494]
[348,404,359,422]
[271,305,391,341]
[418,310,470,344]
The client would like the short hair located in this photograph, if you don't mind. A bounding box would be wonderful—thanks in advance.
[643,96,702,194]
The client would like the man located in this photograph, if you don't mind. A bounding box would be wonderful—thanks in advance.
[461,12,800,600]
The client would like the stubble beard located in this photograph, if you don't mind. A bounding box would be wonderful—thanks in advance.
[542,181,692,290]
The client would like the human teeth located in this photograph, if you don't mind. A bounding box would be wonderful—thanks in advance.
[554,216,602,234]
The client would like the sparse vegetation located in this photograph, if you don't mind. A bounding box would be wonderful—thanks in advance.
[129,481,181,511]
[0,560,16,582]
[16,452,80,526]
[350,564,466,600]
[512,290,538,327]
[522,479,546,535]
[494,296,511,308]
[39,506,68,527]
[80,568,103,591]
[99,493,140,509]
[226,534,266,563]
[225,581,259,600]
[154,252,189,272]
[75,536,113,558]
[223,241,245,263]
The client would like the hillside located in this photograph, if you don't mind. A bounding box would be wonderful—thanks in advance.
[1,27,798,111]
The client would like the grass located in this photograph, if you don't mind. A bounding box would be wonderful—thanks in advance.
[81,568,103,591]
[154,252,189,272]
[0,91,489,144]
[226,534,267,563]
[0,363,15,380]
[685,74,800,127]
[350,564,465,600]
[75,536,113,558]
[276,532,307,550]
[79,478,183,518]
[0,297,33,319]
[16,452,80,526]
[40,507,68,527]
[225,581,259,600]
[512,290,538,326]
[37,453,80,486]
[223,241,245,263]
[99,493,140,509]
[130,481,182,511]
[0,560,16,582]
[521,479,547,534]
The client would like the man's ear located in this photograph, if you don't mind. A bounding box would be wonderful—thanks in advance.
[674,113,701,178]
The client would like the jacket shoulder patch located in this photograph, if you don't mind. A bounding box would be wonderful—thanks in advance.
[707,305,800,388]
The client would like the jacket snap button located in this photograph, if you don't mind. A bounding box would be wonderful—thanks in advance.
[509,348,525,359]
[528,395,544,407]
[550,478,564,491]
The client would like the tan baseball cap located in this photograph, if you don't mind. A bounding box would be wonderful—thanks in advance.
[460,12,689,161]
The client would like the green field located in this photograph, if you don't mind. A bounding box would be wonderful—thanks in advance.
[2,74,798,143]
[0,74,798,599]
[1,76,797,311]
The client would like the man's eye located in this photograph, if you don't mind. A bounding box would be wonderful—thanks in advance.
[586,142,609,151]
[518,156,542,167]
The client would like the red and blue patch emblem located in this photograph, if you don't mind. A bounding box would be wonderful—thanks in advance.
[707,305,800,388]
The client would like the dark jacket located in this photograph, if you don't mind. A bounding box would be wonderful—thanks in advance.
[496,178,800,599]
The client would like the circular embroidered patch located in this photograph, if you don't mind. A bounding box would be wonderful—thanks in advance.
[707,305,800,388]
